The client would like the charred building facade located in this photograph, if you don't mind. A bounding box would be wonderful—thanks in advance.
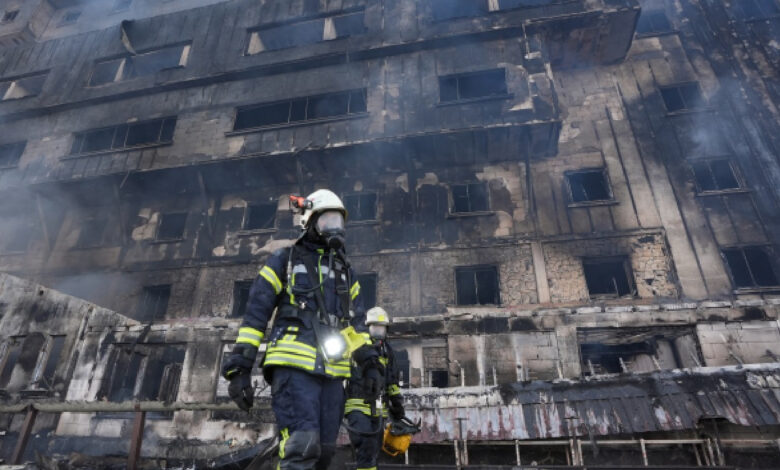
[1,0,780,467]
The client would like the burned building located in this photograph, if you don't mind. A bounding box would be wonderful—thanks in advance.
[0,0,780,467]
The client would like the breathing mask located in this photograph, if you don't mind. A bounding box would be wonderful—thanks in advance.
[315,210,346,250]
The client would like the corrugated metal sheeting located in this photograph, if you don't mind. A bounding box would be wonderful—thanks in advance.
[401,364,780,442]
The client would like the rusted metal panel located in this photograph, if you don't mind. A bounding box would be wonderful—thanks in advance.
[404,365,780,443]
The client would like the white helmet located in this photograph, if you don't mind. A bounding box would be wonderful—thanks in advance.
[366,306,390,326]
[298,189,347,230]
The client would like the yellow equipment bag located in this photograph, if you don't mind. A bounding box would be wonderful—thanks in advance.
[382,424,413,457]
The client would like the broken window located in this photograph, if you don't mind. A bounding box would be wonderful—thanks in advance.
[0,337,23,389]
[660,82,705,112]
[100,344,185,416]
[70,117,177,155]
[75,216,109,249]
[734,0,780,19]
[89,44,190,86]
[456,265,500,305]
[36,336,66,389]
[431,0,487,21]
[232,280,253,318]
[0,141,26,168]
[244,203,276,230]
[0,72,47,101]
[439,69,508,103]
[636,10,673,35]
[59,10,81,25]
[692,159,741,192]
[583,257,635,298]
[567,169,612,203]
[430,370,449,388]
[344,193,377,222]
[579,327,701,376]
[723,246,779,288]
[355,273,377,309]
[138,285,171,321]
[234,89,366,131]
[2,9,19,22]
[246,10,365,55]
[451,183,489,213]
[156,212,187,240]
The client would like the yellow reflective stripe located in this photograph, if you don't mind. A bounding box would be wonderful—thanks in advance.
[357,467,377,470]
[325,363,351,377]
[379,356,388,366]
[288,273,296,305]
[269,345,317,359]
[236,327,264,347]
[275,339,317,354]
[259,266,283,295]
[350,281,360,300]
[387,384,401,396]
[279,428,289,460]
[264,355,316,371]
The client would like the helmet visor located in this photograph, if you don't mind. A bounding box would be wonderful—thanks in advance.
[316,210,345,233]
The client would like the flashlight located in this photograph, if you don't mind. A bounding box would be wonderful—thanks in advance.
[322,333,347,362]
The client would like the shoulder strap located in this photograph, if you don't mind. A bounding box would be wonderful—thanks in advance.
[300,250,329,324]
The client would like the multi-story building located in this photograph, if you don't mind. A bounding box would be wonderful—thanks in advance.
[0,0,779,467]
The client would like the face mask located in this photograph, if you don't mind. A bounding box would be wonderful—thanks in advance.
[315,211,346,250]
[369,324,387,340]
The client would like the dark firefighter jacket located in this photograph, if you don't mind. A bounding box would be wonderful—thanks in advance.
[235,240,367,380]
[345,340,402,417]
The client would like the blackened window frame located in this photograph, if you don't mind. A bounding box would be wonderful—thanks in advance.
[88,43,191,88]
[635,10,674,36]
[344,192,378,223]
[241,203,277,232]
[690,159,744,194]
[0,336,24,390]
[659,82,707,114]
[582,256,636,299]
[722,246,780,290]
[232,280,254,318]
[450,182,490,214]
[138,284,172,321]
[565,168,615,206]
[59,10,81,26]
[355,273,378,310]
[0,141,26,169]
[0,71,49,101]
[155,212,188,241]
[245,7,366,55]
[67,116,177,158]
[438,68,510,105]
[231,89,368,133]
[455,265,501,306]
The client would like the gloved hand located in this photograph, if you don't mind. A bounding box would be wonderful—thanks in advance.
[363,366,384,399]
[388,394,405,420]
[352,344,379,366]
[221,344,257,380]
[228,372,254,411]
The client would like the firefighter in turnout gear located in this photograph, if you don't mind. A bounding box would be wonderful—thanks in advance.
[345,307,406,470]
[221,189,378,470]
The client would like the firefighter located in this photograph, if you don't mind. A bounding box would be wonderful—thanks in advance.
[221,189,379,470]
[345,306,406,470]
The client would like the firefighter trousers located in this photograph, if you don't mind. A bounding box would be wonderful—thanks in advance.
[271,367,345,470]
[346,410,383,470]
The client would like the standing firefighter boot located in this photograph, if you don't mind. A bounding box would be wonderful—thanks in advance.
[279,429,321,470]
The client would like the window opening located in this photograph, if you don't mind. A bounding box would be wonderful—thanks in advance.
[431,0,487,21]
[0,73,47,101]
[455,266,500,305]
[2,10,19,22]
[660,83,705,112]
[60,10,81,25]
[344,193,377,222]
[38,336,66,389]
[583,257,635,298]
[355,273,377,309]
[75,217,108,249]
[451,183,489,213]
[0,141,26,168]
[439,69,507,103]
[138,285,171,321]
[0,337,23,389]
[89,44,189,87]
[636,10,672,34]
[247,10,364,54]
[244,203,277,230]
[232,280,253,318]
[692,160,740,192]
[723,246,779,288]
[234,89,366,131]
[156,212,186,241]
[430,370,449,388]
[70,117,176,155]
[567,169,612,203]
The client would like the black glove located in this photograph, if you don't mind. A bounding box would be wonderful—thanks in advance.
[388,394,405,420]
[228,372,254,411]
[221,344,258,380]
[352,344,379,366]
[363,366,384,399]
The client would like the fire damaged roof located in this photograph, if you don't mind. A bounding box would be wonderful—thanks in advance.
[403,364,780,442]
